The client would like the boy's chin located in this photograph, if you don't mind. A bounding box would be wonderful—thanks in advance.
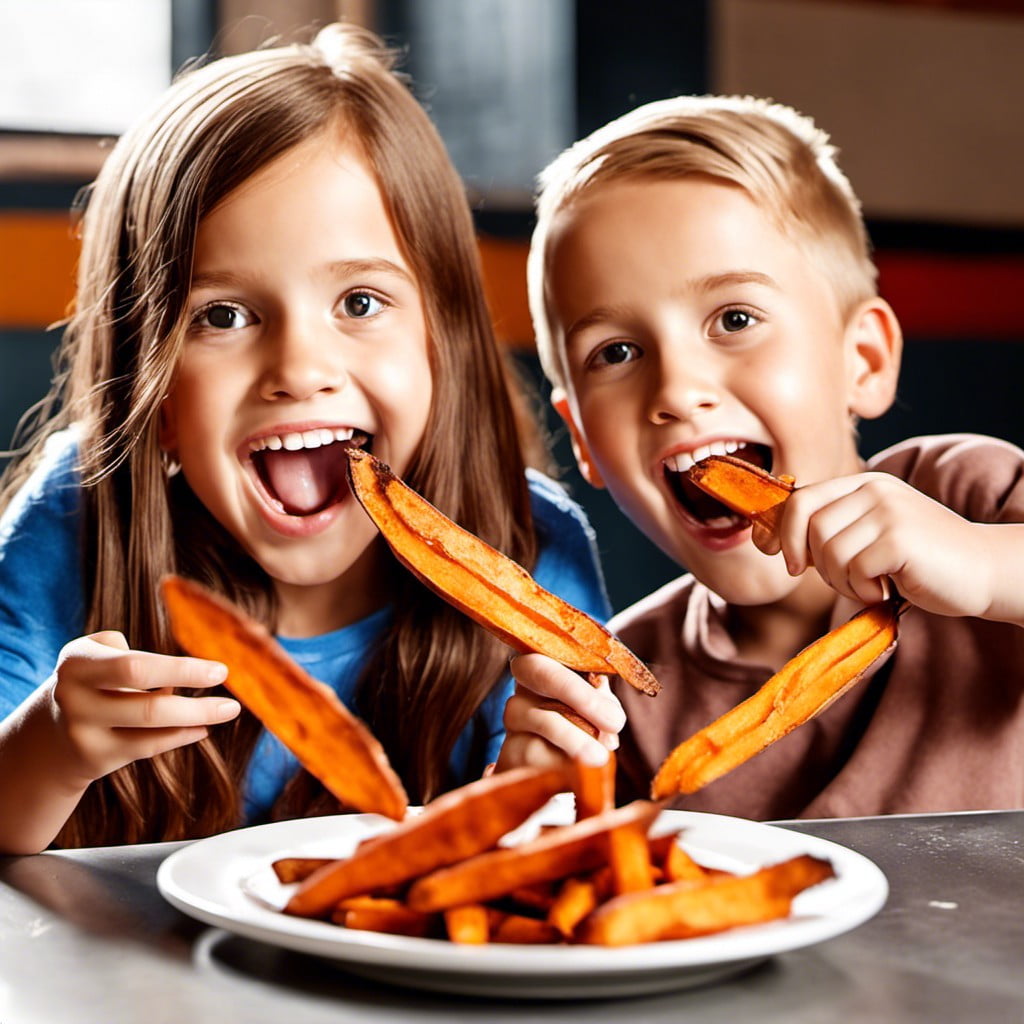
[696,560,804,608]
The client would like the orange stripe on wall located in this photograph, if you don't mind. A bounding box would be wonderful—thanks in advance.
[477,233,534,348]
[4,212,1024,345]
[0,212,78,329]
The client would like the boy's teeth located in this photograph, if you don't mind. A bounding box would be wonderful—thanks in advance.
[663,440,746,474]
[248,427,357,453]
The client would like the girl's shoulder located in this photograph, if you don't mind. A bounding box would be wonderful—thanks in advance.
[0,426,82,538]
[526,469,611,622]
[525,468,596,538]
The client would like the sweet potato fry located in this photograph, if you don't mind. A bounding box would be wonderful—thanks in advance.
[161,575,408,821]
[271,857,335,884]
[444,904,490,944]
[345,448,659,696]
[491,913,562,944]
[578,854,835,946]
[548,876,600,938]
[608,823,655,895]
[406,800,662,913]
[661,840,708,883]
[332,896,434,938]
[285,765,569,918]
[573,754,616,819]
[652,598,902,798]
[688,454,795,532]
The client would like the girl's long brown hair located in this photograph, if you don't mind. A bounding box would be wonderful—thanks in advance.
[0,25,535,846]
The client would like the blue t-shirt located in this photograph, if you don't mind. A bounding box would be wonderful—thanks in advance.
[0,429,610,820]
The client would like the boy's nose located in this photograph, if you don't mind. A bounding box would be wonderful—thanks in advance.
[258,319,348,401]
[647,364,720,425]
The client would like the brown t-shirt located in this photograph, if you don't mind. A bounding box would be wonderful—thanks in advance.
[610,434,1024,819]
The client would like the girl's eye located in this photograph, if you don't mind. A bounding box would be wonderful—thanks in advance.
[589,340,640,369]
[341,291,386,319]
[191,302,254,332]
[713,308,760,335]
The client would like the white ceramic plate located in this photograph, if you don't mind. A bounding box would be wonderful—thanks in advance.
[157,799,887,999]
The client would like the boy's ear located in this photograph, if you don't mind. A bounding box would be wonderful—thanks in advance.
[551,388,605,489]
[845,297,902,420]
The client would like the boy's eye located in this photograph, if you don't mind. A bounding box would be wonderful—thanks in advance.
[714,308,760,335]
[590,340,640,369]
[192,302,254,331]
[341,291,386,319]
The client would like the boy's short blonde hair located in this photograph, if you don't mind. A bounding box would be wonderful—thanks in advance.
[528,95,878,390]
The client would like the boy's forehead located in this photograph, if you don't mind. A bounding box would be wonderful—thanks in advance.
[544,175,841,339]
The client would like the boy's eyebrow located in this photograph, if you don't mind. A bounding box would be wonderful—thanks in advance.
[564,271,779,342]
[693,270,779,293]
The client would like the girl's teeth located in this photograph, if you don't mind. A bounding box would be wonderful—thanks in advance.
[248,428,359,453]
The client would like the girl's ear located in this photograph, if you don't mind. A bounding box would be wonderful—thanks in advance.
[158,396,178,456]
[845,296,902,421]
[551,388,605,489]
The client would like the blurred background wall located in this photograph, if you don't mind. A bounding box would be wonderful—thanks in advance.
[2,0,1023,611]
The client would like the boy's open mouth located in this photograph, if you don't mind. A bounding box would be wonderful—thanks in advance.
[663,441,772,529]
[248,428,371,517]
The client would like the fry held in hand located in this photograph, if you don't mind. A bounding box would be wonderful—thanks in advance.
[161,576,408,821]
[345,448,659,696]
[652,598,902,799]
[688,453,795,532]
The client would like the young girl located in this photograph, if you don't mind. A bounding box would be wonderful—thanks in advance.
[0,24,609,854]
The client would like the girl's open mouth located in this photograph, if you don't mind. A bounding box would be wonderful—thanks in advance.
[248,428,372,517]
[663,441,772,530]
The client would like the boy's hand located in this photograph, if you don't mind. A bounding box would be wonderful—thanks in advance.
[757,472,996,618]
[495,654,625,772]
[49,630,240,786]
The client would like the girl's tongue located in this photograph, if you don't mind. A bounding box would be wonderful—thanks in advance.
[254,445,350,516]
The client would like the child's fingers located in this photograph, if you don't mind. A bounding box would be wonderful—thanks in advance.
[59,635,228,692]
[494,731,567,773]
[98,690,241,730]
[509,654,625,734]
[503,688,612,766]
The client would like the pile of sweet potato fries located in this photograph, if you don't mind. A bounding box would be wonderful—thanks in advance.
[275,761,834,946]
[160,450,902,947]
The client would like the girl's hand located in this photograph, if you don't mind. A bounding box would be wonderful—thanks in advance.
[755,472,999,619]
[50,630,240,786]
[495,654,625,772]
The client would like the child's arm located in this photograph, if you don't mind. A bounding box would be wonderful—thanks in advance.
[494,653,625,772]
[0,631,239,854]
[761,471,1024,628]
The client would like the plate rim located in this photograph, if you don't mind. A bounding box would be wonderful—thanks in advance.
[157,806,888,981]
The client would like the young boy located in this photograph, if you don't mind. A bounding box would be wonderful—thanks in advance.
[496,95,1024,819]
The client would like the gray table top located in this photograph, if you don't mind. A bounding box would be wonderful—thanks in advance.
[1,810,1021,1023]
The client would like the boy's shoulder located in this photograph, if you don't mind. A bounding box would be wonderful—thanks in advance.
[870,432,1024,521]
[608,573,697,639]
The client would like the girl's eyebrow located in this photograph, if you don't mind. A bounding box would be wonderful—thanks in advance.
[189,258,414,292]
[322,257,414,283]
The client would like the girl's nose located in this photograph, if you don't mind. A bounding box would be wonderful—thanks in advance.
[258,319,347,401]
